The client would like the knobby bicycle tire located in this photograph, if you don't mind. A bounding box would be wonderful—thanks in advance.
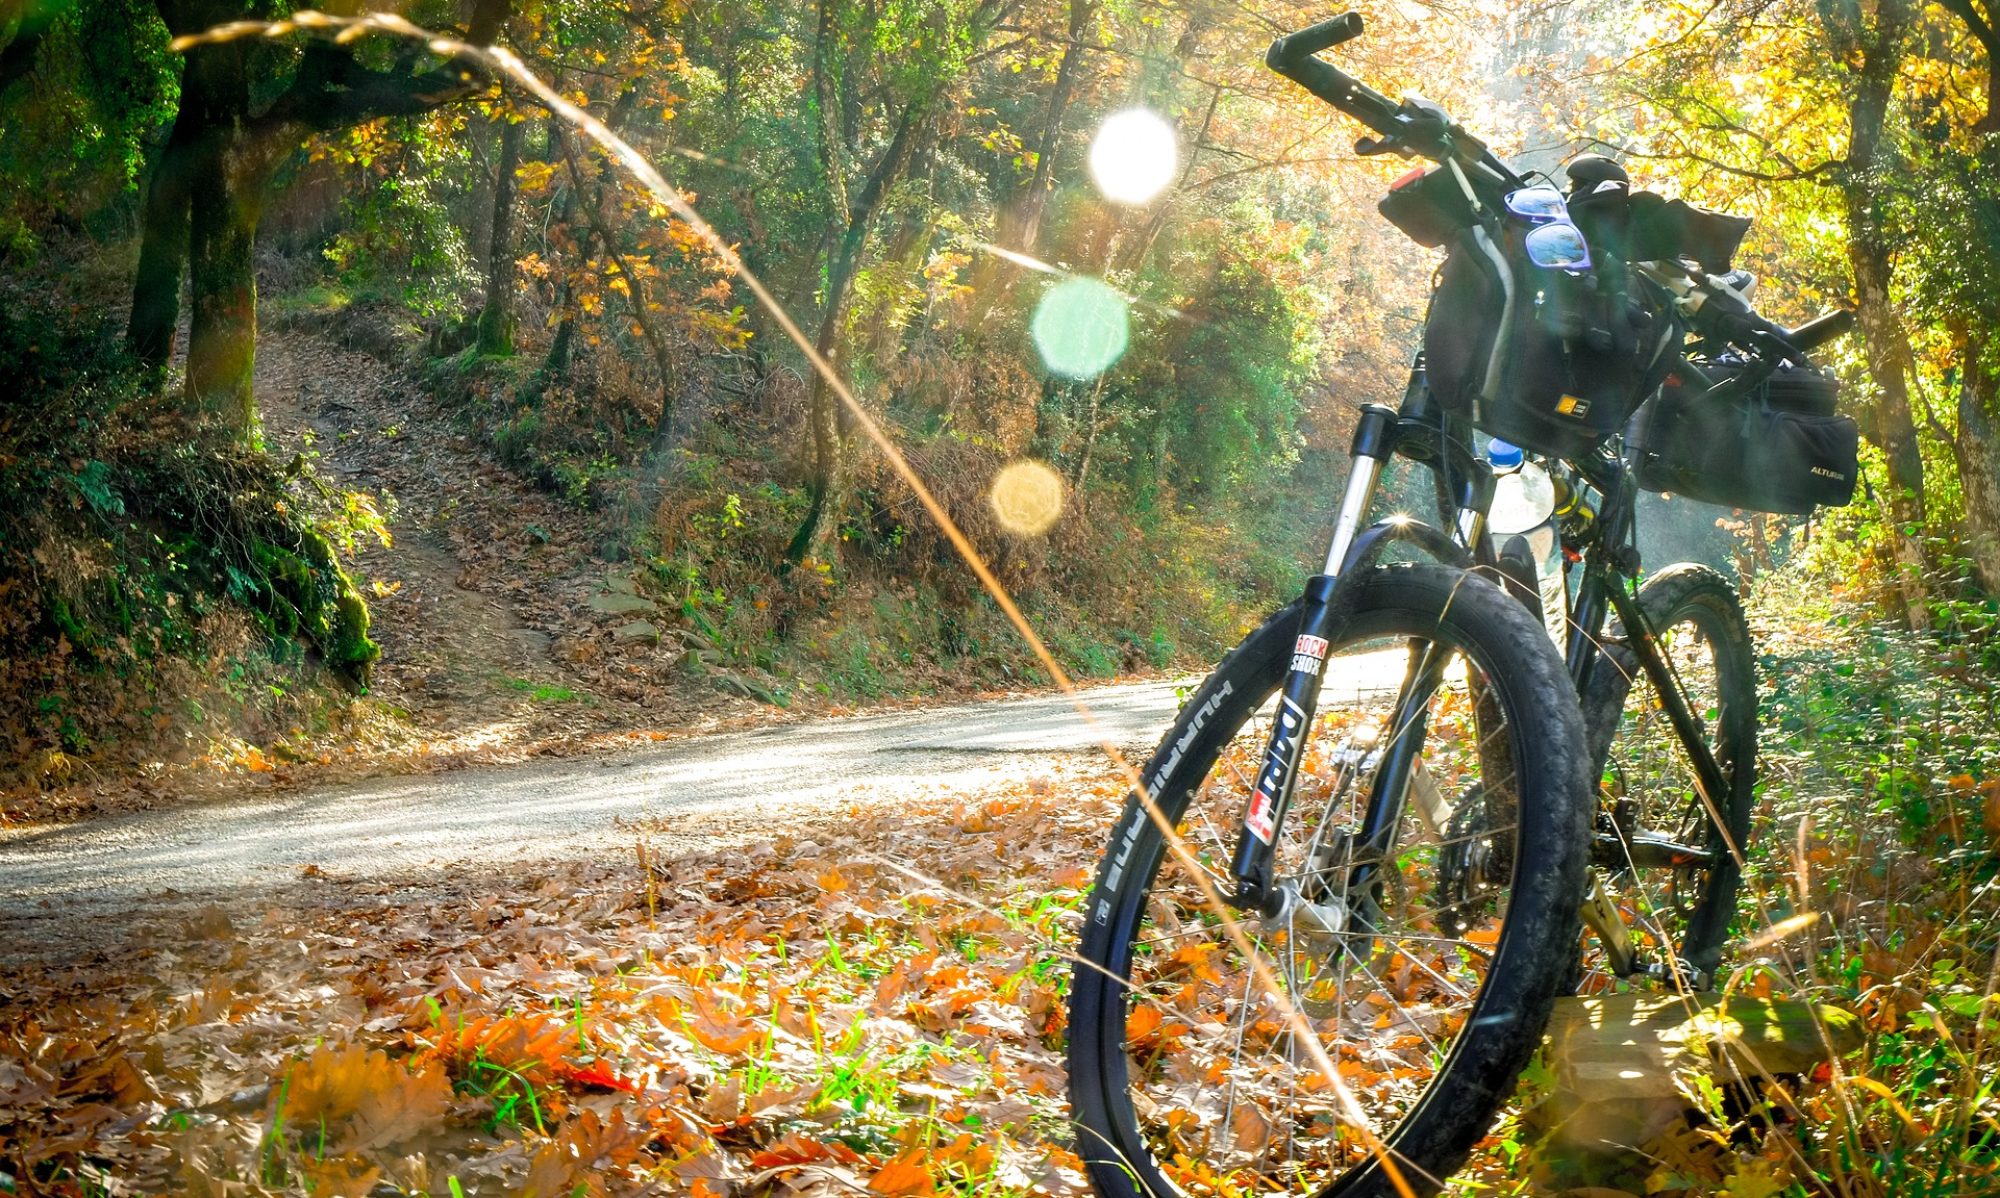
[1067,563,1591,1198]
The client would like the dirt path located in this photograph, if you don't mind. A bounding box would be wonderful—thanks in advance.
[252,322,765,748]
[0,645,1412,966]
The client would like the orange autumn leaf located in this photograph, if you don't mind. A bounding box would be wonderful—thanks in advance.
[870,1148,936,1198]
[752,1132,866,1170]
[686,994,760,1055]
[1126,1002,1164,1044]
[567,1061,638,1093]
[273,1041,451,1154]
[426,1012,572,1080]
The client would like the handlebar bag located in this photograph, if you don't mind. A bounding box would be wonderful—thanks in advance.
[1627,363,1858,514]
[1571,187,1753,275]
[1626,194,1753,274]
[1378,166,1477,248]
[1424,227,1671,459]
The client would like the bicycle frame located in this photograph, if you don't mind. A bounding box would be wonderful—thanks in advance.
[1225,355,1735,981]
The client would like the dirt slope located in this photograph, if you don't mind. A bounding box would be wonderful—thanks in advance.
[255,321,770,747]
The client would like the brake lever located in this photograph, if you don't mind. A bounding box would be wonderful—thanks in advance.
[1355,134,1408,157]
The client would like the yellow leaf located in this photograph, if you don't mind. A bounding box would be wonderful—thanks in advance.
[274,1042,451,1154]
[1722,1158,1789,1198]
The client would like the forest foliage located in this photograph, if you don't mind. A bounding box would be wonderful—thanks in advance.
[2,3,2000,1197]
[0,1,1994,768]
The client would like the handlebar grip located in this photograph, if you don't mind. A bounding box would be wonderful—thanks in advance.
[1784,309,1855,354]
[1264,18,1401,138]
[1266,13,1363,67]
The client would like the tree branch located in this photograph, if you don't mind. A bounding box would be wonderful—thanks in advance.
[1938,0,1996,49]
[1936,0,2000,132]
[249,0,511,142]
[0,0,67,93]
[1580,136,1843,185]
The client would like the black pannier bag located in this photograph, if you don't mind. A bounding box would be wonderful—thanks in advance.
[1423,225,1673,459]
[1626,361,1860,514]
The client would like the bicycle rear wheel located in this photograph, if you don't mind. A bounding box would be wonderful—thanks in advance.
[1577,563,1757,987]
[1067,563,1590,1198]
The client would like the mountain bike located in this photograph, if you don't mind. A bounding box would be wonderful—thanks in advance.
[1065,13,1859,1197]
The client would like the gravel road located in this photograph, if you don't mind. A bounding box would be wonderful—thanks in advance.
[0,680,1194,955]
[0,645,1413,966]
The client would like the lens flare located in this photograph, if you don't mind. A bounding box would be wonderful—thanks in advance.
[990,460,1065,536]
[1088,109,1178,206]
[1030,277,1129,380]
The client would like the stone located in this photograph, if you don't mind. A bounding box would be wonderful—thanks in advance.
[588,591,656,616]
[1682,993,1863,1077]
[712,671,782,706]
[509,628,553,654]
[612,619,661,645]
[1525,991,1862,1186]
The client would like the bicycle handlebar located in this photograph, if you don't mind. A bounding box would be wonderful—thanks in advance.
[1784,309,1854,354]
[1265,14,1402,140]
[1268,12,1363,60]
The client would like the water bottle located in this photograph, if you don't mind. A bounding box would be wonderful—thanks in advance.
[1485,439,1567,645]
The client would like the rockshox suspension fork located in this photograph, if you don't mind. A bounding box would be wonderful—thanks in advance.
[1225,404,1395,910]
[1222,354,1508,915]
[1224,378,1498,914]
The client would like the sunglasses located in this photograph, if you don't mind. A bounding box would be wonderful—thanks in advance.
[1504,186,1593,272]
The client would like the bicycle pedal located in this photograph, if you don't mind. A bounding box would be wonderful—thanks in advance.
[1641,956,1711,992]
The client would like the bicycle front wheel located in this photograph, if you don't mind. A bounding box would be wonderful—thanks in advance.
[1067,563,1591,1198]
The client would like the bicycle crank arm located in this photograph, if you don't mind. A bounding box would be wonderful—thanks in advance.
[1577,874,1638,977]
[1591,831,1716,871]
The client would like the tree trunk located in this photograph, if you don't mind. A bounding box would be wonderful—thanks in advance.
[183,139,269,432]
[1071,375,1104,500]
[475,115,525,356]
[863,213,934,359]
[1824,0,1931,628]
[1016,0,1093,255]
[1118,83,1217,275]
[128,100,203,371]
[1953,324,2000,594]
[968,0,1092,330]
[1846,224,1931,627]
[785,103,930,568]
[558,130,681,451]
[167,28,268,435]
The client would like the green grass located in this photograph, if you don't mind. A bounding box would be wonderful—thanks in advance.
[502,677,578,703]
[454,1050,549,1137]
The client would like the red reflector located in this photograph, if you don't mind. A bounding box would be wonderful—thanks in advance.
[1391,166,1426,190]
